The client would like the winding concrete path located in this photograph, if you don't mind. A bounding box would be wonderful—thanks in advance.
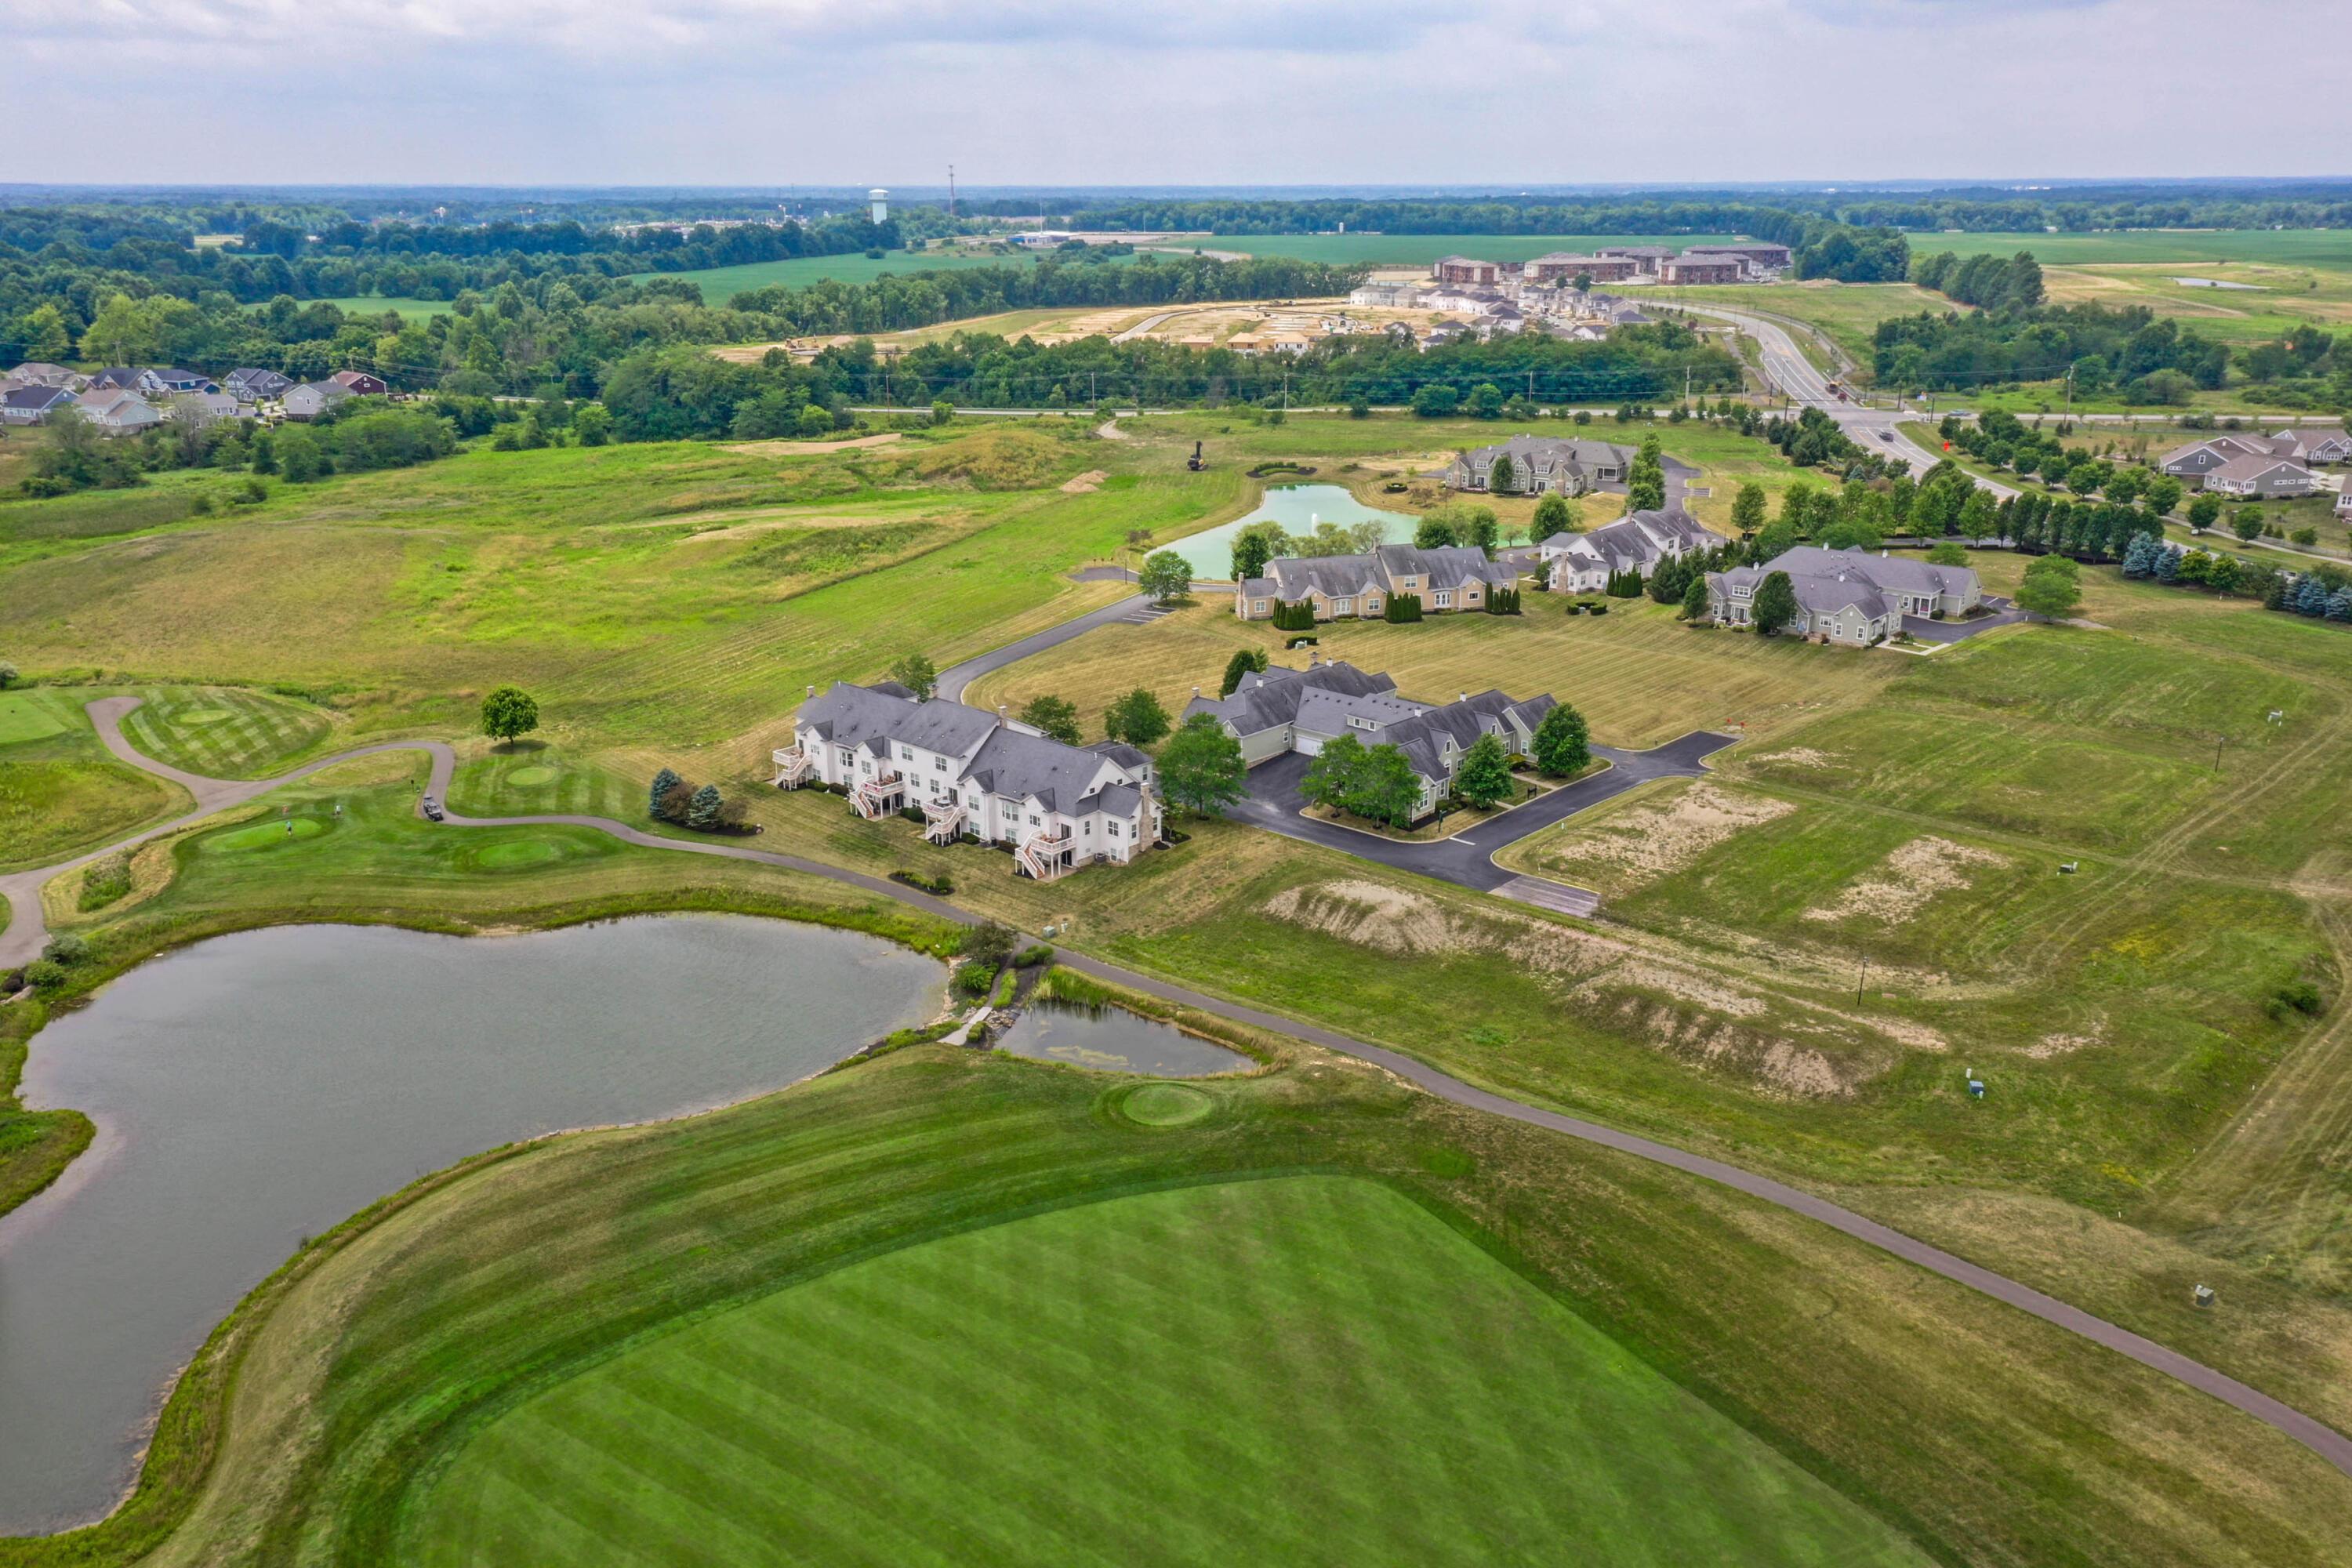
[935,591,1153,702]
[4,698,2349,1479]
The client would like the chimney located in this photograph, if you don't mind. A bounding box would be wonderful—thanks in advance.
[805,684,814,698]
[996,703,1007,719]
[1458,692,1468,704]
[1192,684,1201,698]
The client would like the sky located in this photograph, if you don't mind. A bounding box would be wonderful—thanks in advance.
[5,0,2349,188]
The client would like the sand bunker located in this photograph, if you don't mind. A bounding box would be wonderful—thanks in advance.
[1059,469,1108,494]
[1806,837,2007,925]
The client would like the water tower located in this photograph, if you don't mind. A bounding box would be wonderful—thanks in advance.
[869,188,889,224]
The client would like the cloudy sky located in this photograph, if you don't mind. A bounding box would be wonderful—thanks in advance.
[5,0,2347,188]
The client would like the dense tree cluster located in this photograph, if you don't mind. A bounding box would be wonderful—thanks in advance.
[1910,250,2046,310]
[1872,303,2227,400]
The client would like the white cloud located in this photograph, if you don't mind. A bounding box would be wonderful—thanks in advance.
[2,0,2345,184]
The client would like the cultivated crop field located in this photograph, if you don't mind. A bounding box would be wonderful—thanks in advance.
[635,246,1071,305]
[1196,233,1750,267]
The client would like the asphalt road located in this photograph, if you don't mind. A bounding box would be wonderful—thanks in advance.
[934,590,1156,702]
[1236,731,1735,895]
[2,697,2348,1479]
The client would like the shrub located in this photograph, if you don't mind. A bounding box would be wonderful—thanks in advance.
[1013,943,1056,967]
[1382,593,1423,623]
[961,920,1018,967]
[2267,980,2325,1019]
[1485,586,1522,615]
[1284,634,1318,650]
[953,962,996,998]
[42,933,90,966]
[23,959,67,992]
[78,852,134,912]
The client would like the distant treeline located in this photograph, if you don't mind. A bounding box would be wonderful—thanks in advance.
[1910,250,2047,310]
[1873,304,2230,398]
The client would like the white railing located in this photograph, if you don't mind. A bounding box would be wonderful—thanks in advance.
[851,771,902,820]
[1015,826,1070,880]
[772,745,814,789]
[923,797,967,844]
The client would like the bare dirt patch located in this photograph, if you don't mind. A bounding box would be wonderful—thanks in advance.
[1059,469,1108,494]
[1806,837,2008,926]
[1751,746,1833,768]
[1530,781,1795,892]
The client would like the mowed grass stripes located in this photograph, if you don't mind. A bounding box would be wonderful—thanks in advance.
[118,687,336,779]
[408,1178,1923,1568]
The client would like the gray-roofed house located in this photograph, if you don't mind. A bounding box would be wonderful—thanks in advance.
[1541,507,1718,593]
[2267,426,2352,466]
[281,380,354,421]
[73,388,164,434]
[169,388,245,423]
[1181,656,1557,822]
[86,368,146,392]
[145,368,219,396]
[2158,433,2280,478]
[1705,546,1981,645]
[1447,434,1634,495]
[225,368,294,402]
[1232,543,1518,622]
[2,384,77,425]
[2202,455,2317,499]
[775,681,1161,880]
[3,362,84,392]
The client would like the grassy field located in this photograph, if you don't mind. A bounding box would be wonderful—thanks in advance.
[410,1176,1923,1567]
[308,296,463,323]
[10,1009,2341,1567]
[0,688,187,873]
[114,686,341,779]
[1196,234,1749,267]
[634,247,1065,305]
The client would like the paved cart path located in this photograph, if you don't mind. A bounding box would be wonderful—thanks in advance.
[2,698,2347,1481]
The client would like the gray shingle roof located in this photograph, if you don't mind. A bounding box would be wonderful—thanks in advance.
[1709,546,1978,622]
[1181,660,1396,738]
[797,681,1142,818]
[799,681,996,757]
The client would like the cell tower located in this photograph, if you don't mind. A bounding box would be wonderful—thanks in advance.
[948,165,957,220]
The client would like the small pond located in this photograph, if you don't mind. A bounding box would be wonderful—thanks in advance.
[1166,484,1418,582]
[0,916,941,1534]
[993,1001,1251,1078]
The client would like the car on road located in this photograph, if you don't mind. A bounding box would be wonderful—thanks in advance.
[1878,430,1895,442]
[422,797,445,822]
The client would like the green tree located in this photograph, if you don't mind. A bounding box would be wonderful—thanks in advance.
[1018,695,1082,744]
[931,399,953,426]
[2016,556,2082,619]
[888,652,938,699]
[274,426,328,483]
[1414,514,1459,549]
[1729,481,1767,537]
[2143,475,2184,517]
[1231,527,1276,583]
[2231,506,2266,543]
[1300,731,1366,811]
[686,782,723,830]
[1219,646,1269,696]
[1926,539,1969,566]
[1348,743,1424,828]
[1625,441,1667,512]
[1532,492,1573,539]
[1958,488,2000,543]
[1531,702,1591,777]
[795,403,833,438]
[2186,495,2222,533]
[1750,570,1801,635]
[571,405,612,446]
[1159,713,1247,817]
[649,767,681,819]
[0,662,17,690]
[1454,731,1514,809]
[1104,688,1171,747]
[480,685,539,749]
[1138,550,1192,604]
[14,301,72,361]
[1490,452,1518,494]
[1679,575,1711,620]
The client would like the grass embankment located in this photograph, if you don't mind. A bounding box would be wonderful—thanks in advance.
[0,688,187,873]
[13,1020,2349,1566]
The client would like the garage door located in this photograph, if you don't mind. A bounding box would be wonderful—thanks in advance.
[1295,735,1324,757]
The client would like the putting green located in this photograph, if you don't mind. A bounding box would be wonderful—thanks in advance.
[1120,1081,1214,1126]
[175,707,235,725]
[407,1177,1926,1567]
[503,764,557,787]
[213,817,330,849]
[472,839,564,869]
[0,694,71,746]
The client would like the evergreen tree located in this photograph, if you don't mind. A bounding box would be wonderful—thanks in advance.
[2296,578,2329,615]
[1750,570,1800,635]
[1649,555,1692,604]
[686,783,723,830]
[1219,647,1267,697]
[649,767,681,819]
[1679,575,1711,620]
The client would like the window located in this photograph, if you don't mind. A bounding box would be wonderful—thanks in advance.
[935,757,947,771]
[1108,822,1120,838]
[1334,597,1353,615]
[967,796,980,810]
[898,746,914,761]
[1253,599,1268,613]
[1029,814,1040,826]
[837,747,854,766]
[1348,715,1377,731]
[1433,591,1452,609]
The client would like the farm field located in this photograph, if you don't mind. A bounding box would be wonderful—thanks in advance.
[27,1017,2342,1568]
[632,246,1067,305]
[1196,233,1750,267]
[410,1176,1924,1568]
[308,296,463,323]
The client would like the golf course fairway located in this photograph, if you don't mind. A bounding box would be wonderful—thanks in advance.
[406,1177,1925,1566]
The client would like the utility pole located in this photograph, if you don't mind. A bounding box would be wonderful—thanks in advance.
[947,164,956,220]
[2064,362,2074,419]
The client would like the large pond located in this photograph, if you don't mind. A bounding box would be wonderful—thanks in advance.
[1166,483,1418,581]
[994,1002,1250,1078]
[0,916,941,1534]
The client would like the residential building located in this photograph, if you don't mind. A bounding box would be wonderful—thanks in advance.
[1682,242,1793,274]
[328,368,390,396]
[169,388,244,423]
[1660,256,1744,285]
[2269,426,2352,465]
[85,367,146,392]
[774,681,1162,881]
[1181,657,1557,823]
[1705,546,1982,645]
[2158,434,2281,478]
[2336,485,2352,521]
[1523,252,1642,284]
[2204,455,2318,499]
[281,380,354,420]
[2,362,83,391]
[1432,256,1501,286]
[146,368,218,396]
[1595,245,1675,275]
[225,368,294,401]
[73,388,164,434]
[1447,434,1633,495]
[1233,543,1519,622]
[1541,507,1718,593]
[1348,281,1425,309]
[2,384,77,425]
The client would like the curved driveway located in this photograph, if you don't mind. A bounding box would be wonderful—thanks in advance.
[3,699,2348,1479]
